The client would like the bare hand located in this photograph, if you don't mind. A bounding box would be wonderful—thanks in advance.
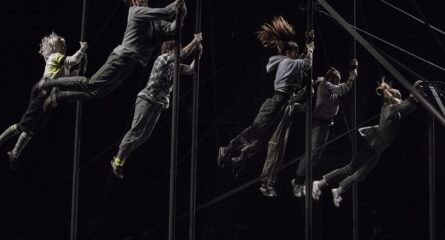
[306,30,315,42]
[350,59,358,69]
[194,33,203,42]
[175,0,185,9]
[80,42,88,50]
[306,42,315,53]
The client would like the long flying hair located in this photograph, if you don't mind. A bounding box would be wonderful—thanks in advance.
[376,77,402,104]
[39,32,65,60]
[257,16,297,54]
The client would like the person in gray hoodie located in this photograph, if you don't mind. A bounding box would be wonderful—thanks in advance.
[33,0,186,110]
[217,16,313,170]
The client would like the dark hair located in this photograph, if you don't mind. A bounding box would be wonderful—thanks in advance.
[161,40,176,54]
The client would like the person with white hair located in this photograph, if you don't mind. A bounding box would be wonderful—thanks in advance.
[0,32,87,169]
[34,0,186,110]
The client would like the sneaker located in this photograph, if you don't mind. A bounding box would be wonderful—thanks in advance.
[110,160,124,179]
[312,180,322,201]
[259,182,277,198]
[43,88,58,111]
[217,147,231,169]
[331,188,343,207]
[7,151,20,170]
[291,179,306,198]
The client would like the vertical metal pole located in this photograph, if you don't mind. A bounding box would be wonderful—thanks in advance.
[428,115,436,240]
[305,1,313,240]
[70,0,88,239]
[351,1,359,240]
[189,0,202,240]
[168,7,182,240]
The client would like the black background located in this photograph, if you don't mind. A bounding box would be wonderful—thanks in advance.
[0,0,444,239]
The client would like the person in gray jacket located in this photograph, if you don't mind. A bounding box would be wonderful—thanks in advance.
[217,16,314,170]
[111,33,203,179]
[312,79,421,207]
[34,0,186,110]
[288,60,358,198]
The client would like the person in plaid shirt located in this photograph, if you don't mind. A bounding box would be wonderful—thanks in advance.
[111,33,202,179]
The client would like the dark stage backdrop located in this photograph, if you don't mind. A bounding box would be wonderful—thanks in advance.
[0,0,444,239]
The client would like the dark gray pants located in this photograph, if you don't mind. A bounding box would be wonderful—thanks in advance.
[225,93,289,162]
[43,52,140,102]
[323,143,381,191]
[117,97,163,161]
[260,103,296,184]
[293,119,330,184]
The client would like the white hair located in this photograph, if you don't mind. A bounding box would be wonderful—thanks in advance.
[39,32,65,60]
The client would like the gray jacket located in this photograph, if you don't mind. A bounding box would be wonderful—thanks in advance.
[113,3,185,66]
[266,55,311,93]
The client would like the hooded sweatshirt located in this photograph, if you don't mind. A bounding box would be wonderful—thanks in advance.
[266,55,311,93]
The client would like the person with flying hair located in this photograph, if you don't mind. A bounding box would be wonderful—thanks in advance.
[33,0,186,110]
[311,78,422,207]
[111,33,203,179]
[217,16,314,173]
[0,32,87,169]
[260,60,359,197]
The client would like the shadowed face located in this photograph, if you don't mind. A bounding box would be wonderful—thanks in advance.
[54,38,67,55]
[326,67,341,84]
[285,42,299,59]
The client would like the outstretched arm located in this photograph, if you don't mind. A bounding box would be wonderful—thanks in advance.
[181,33,202,60]
[180,44,202,75]
[64,42,88,67]
[326,59,358,96]
[154,0,187,35]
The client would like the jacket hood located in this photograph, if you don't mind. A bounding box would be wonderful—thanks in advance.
[266,55,287,73]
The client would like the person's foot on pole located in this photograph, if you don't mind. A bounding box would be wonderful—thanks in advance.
[331,187,343,207]
[111,156,124,179]
[291,179,306,198]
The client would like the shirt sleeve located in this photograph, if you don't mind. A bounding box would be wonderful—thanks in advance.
[180,64,193,75]
[51,53,66,66]
[324,81,351,96]
[392,98,417,117]
[133,5,176,22]
[64,48,86,67]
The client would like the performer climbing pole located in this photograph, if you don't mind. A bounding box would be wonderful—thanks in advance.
[189,0,203,239]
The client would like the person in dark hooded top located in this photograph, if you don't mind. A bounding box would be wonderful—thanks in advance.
[311,79,422,207]
[217,16,314,169]
[33,0,186,110]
